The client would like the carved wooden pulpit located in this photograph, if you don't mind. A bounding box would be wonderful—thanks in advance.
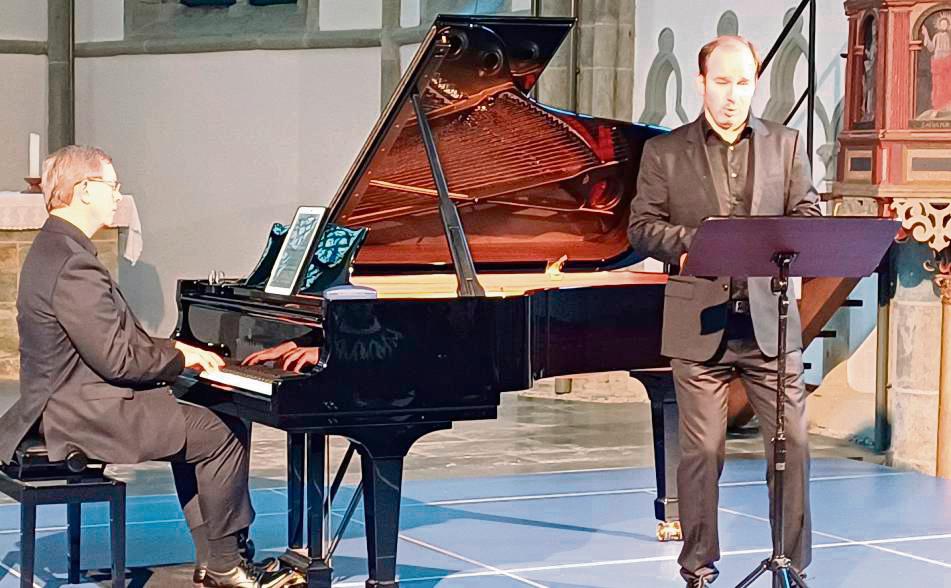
[836,0,951,476]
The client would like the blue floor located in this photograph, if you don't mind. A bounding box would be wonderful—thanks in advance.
[0,458,948,586]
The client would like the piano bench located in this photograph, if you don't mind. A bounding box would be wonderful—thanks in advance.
[0,435,125,588]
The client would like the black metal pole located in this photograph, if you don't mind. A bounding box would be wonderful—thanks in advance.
[328,481,364,558]
[530,0,541,100]
[329,444,356,504]
[568,0,579,112]
[807,0,816,166]
[783,88,809,126]
[875,247,894,452]
[773,256,791,563]
[760,0,810,74]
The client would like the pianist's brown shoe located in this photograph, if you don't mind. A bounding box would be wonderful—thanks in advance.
[194,558,280,585]
[195,534,282,585]
[202,558,299,588]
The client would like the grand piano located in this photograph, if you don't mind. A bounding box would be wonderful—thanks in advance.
[172,14,680,587]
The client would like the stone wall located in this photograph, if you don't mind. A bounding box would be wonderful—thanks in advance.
[0,227,119,380]
[577,0,634,121]
[536,0,635,120]
[887,240,943,474]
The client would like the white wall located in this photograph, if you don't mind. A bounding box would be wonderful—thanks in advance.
[76,48,382,335]
[0,0,47,191]
[76,0,124,43]
[320,0,382,31]
[634,0,848,189]
[0,55,47,191]
[0,0,46,41]
[401,0,422,27]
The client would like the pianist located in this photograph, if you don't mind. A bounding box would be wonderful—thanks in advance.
[627,36,821,587]
[0,146,297,588]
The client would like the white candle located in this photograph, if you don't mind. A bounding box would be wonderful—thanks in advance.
[28,133,40,178]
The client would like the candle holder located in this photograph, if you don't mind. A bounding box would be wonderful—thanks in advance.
[23,177,41,194]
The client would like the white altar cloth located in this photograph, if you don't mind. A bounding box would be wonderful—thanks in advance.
[0,191,143,264]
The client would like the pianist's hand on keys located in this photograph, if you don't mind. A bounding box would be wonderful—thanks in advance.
[197,359,303,396]
[242,342,320,373]
[174,341,224,372]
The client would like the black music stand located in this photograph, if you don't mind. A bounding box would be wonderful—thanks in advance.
[681,216,900,588]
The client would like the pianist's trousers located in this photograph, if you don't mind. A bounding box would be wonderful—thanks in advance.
[670,316,811,581]
[160,403,255,541]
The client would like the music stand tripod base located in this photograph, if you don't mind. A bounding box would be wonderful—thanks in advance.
[734,252,808,588]
[736,555,808,588]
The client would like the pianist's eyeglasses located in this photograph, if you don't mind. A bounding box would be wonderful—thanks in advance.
[79,177,122,196]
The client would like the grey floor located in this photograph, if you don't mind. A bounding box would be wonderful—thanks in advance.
[0,379,882,586]
[0,380,879,501]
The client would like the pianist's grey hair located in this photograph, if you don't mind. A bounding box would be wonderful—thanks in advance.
[41,145,113,212]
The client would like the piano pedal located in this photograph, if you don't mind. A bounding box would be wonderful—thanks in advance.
[283,570,308,587]
[656,520,683,542]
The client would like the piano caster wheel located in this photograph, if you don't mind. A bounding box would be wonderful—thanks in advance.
[656,520,683,542]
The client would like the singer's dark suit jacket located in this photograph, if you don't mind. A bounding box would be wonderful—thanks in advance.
[628,116,822,362]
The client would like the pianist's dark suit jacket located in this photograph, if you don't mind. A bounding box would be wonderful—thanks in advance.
[627,116,822,362]
[0,216,187,464]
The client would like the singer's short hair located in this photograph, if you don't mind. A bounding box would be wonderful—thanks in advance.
[698,35,762,77]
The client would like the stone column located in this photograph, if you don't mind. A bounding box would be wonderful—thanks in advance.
[380,0,401,109]
[305,0,320,31]
[890,199,951,476]
[536,0,573,111]
[576,0,634,121]
[885,239,941,473]
[48,0,75,152]
[536,0,634,120]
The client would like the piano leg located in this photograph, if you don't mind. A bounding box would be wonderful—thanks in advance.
[287,433,305,549]
[631,368,683,542]
[361,453,403,588]
[281,433,333,587]
[305,434,332,586]
[347,422,451,588]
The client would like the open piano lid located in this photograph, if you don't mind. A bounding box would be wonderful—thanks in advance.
[326,15,664,274]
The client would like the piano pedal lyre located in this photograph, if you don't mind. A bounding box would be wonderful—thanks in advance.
[656,520,683,542]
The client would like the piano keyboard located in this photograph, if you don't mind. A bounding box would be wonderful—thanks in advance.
[199,361,299,396]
